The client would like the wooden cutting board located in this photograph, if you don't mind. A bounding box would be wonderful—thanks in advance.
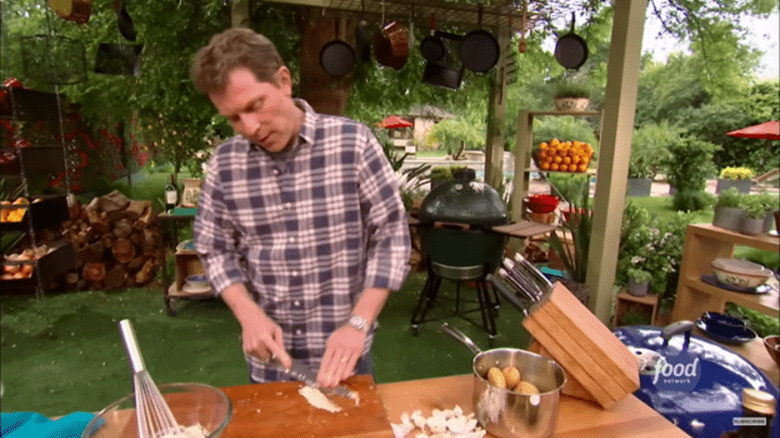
[220,375,394,438]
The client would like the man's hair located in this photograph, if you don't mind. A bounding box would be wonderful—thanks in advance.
[191,27,284,96]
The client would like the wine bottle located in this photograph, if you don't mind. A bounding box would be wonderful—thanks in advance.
[164,174,177,212]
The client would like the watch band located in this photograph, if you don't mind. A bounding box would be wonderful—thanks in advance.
[347,314,369,333]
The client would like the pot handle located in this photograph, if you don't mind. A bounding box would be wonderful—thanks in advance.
[661,320,694,349]
[439,322,483,355]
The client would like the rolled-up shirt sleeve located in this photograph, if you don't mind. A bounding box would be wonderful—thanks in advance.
[358,127,411,292]
[193,152,247,296]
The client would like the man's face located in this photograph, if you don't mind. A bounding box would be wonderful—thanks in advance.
[209,67,300,153]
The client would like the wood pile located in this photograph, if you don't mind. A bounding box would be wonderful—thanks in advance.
[61,190,162,290]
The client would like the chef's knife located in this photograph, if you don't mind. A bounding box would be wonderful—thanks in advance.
[276,358,352,398]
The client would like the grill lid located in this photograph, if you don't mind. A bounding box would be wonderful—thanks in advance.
[419,180,508,226]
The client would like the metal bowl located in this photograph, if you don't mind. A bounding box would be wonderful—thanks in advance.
[711,258,772,288]
[81,382,232,438]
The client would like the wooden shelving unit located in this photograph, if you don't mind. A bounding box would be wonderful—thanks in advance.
[670,223,779,322]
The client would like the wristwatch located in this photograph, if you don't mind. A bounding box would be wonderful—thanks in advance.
[347,314,369,333]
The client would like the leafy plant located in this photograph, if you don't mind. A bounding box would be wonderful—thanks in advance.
[548,178,591,283]
[620,310,652,326]
[429,166,453,181]
[627,268,652,283]
[719,166,753,180]
[740,194,770,219]
[550,76,592,99]
[628,122,677,180]
[715,187,742,208]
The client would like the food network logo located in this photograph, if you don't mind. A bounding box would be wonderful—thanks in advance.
[652,352,701,392]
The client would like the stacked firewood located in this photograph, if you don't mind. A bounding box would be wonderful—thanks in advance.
[61,190,162,290]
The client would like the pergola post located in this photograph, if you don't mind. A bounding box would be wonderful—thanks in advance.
[586,0,648,322]
[484,27,511,190]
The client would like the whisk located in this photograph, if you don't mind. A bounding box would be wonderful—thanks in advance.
[119,319,186,438]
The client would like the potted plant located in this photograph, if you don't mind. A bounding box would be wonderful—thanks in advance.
[712,187,744,231]
[626,157,653,197]
[755,192,779,233]
[551,77,591,112]
[626,268,652,297]
[739,194,769,235]
[716,167,753,194]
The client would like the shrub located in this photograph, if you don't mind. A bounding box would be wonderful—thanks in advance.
[629,122,678,180]
[664,135,719,211]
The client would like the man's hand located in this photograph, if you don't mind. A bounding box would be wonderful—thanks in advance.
[318,325,365,387]
[221,284,291,368]
[239,308,291,368]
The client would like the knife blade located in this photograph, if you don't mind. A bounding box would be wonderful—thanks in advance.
[278,358,352,398]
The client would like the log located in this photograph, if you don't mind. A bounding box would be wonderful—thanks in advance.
[135,204,155,229]
[84,199,110,233]
[67,193,82,220]
[113,217,134,238]
[101,233,114,250]
[134,259,156,285]
[125,199,147,221]
[82,262,106,283]
[104,264,127,290]
[112,238,136,264]
[84,241,105,263]
[129,232,143,246]
[128,255,146,270]
[98,190,130,214]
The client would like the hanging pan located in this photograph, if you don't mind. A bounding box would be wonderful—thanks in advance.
[48,0,92,24]
[554,12,588,70]
[459,4,500,74]
[320,17,356,77]
[355,0,371,63]
[420,13,446,63]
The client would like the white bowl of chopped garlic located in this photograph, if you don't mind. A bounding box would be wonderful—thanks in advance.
[81,382,232,438]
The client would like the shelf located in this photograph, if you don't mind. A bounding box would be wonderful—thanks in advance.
[0,194,69,231]
[0,146,66,177]
[523,110,601,117]
[681,276,779,317]
[1,241,75,293]
[687,223,778,253]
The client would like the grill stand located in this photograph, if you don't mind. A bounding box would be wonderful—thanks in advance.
[410,260,500,346]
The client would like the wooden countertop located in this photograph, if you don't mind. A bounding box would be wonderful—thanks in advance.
[219,374,690,437]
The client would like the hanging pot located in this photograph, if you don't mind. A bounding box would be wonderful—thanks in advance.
[374,24,408,70]
[459,4,500,74]
[355,0,371,63]
[113,0,137,42]
[554,12,588,70]
[48,0,91,24]
[420,13,446,63]
[320,18,356,77]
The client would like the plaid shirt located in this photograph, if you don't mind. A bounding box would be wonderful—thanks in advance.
[193,99,411,383]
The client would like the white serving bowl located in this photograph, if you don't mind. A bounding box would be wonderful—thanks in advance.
[711,258,772,288]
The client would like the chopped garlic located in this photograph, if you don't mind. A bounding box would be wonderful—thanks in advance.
[298,386,342,413]
[391,405,486,438]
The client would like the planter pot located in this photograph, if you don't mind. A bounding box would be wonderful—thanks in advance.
[626,178,652,197]
[452,167,476,181]
[763,210,777,233]
[554,97,589,112]
[712,206,745,231]
[715,179,752,194]
[740,216,765,235]
[627,279,650,297]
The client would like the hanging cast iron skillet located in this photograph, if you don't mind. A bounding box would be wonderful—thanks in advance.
[458,4,500,74]
[420,13,446,63]
[320,18,355,77]
[355,0,371,62]
[554,12,588,70]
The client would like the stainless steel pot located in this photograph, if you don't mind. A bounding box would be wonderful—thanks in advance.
[440,323,566,438]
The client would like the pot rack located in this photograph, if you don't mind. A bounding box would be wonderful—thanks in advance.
[263,0,540,34]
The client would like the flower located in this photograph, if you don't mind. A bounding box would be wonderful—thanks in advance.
[719,166,753,180]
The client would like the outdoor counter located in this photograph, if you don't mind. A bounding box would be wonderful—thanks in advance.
[218,374,690,437]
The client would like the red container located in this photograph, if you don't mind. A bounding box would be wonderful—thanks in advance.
[526,194,559,214]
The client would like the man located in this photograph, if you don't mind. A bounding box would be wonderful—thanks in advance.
[190,28,411,388]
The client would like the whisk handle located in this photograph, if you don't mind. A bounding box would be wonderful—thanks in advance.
[118,319,146,374]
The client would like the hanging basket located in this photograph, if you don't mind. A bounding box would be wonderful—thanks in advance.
[19,35,87,85]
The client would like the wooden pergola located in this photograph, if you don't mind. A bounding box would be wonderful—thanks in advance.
[232,0,647,323]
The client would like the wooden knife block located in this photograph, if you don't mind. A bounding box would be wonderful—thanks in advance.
[523,282,639,409]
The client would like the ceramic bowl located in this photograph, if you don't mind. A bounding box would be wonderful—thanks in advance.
[185,274,209,289]
[700,312,746,337]
[711,258,772,288]
[764,336,780,367]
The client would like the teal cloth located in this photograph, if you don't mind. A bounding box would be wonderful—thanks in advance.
[1,412,95,438]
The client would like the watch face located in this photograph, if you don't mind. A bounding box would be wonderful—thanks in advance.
[349,315,368,331]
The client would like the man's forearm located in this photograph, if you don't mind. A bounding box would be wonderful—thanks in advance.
[351,287,391,326]
[220,283,266,325]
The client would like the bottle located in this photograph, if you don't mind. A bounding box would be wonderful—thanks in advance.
[720,388,776,438]
[164,174,177,212]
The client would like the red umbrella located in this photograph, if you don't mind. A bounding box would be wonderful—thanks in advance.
[378,114,413,129]
[726,121,779,140]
